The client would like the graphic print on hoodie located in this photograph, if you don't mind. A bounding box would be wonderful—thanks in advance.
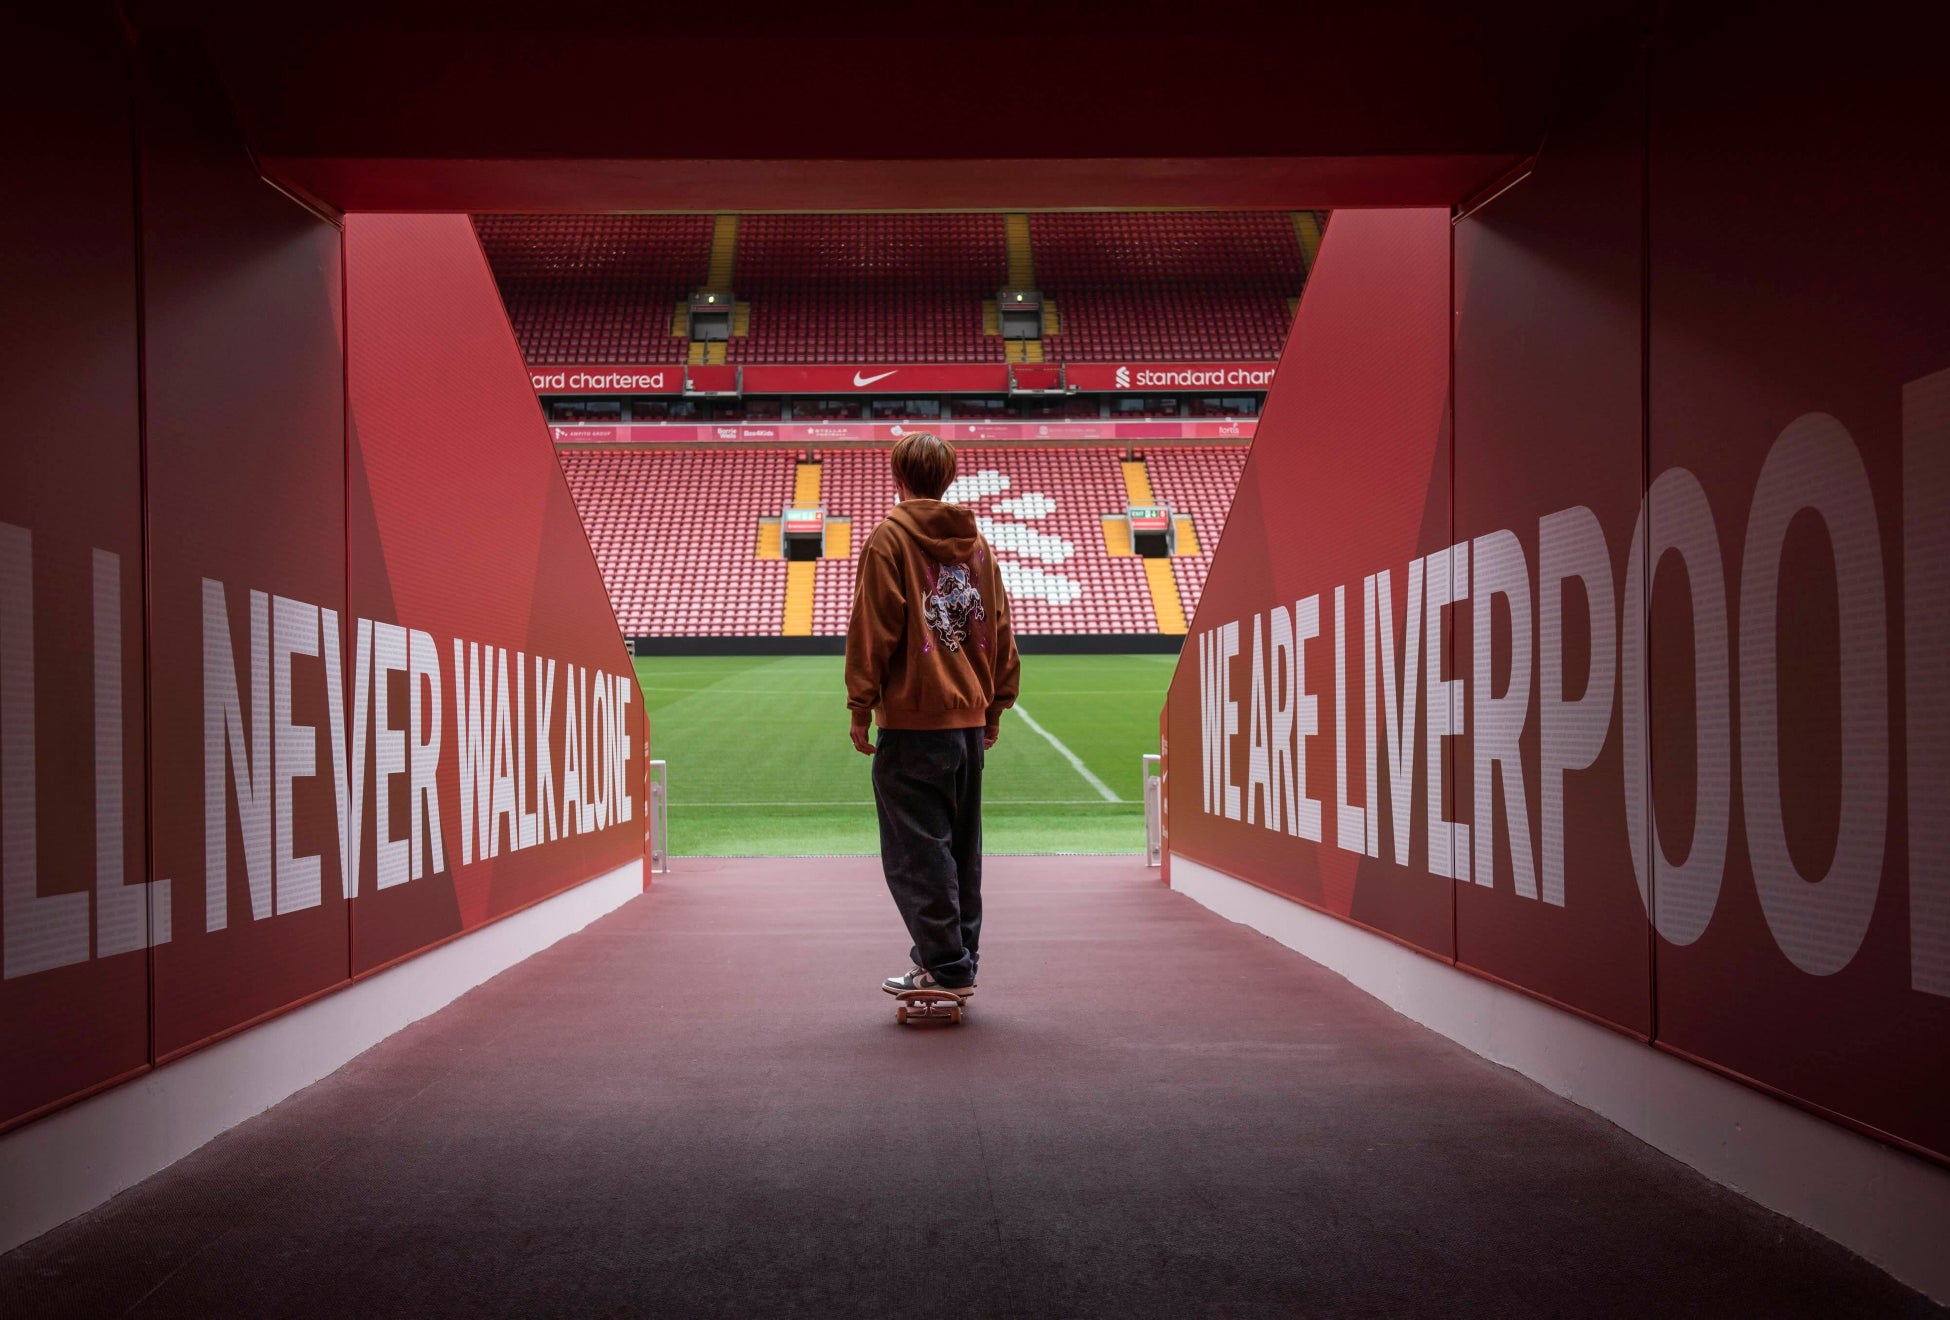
[922,561,985,653]
[845,498,1021,732]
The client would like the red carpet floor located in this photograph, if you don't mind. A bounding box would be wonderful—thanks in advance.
[1,856,1939,1317]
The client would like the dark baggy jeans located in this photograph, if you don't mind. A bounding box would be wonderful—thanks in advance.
[871,726,984,989]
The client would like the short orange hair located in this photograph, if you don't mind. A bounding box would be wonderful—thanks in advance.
[890,431,956,500]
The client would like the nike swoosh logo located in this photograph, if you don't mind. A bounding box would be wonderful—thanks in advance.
[853,369,899,387]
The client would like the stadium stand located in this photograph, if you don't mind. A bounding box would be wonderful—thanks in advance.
[1143,445,1248,622]
[726,214,1008,364]
[1029,213,1305,360]
[495,214,1278,639]
[475,215,712,366]
[558,448,794,636]
[560,443,1248,639]
[812,446,1157,636]
[809,450,890,635]
[1168,553,1213,629]
[479,211,1315,366]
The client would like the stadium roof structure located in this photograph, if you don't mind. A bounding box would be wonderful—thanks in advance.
[122,0,1647,214]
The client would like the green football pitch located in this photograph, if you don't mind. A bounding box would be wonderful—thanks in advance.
[636,653,1176,855]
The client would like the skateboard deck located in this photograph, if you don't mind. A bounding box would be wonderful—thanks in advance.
[894,989,966,1025]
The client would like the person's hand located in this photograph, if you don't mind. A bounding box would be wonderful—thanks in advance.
[851,723,874,756]
[984,725,999,750]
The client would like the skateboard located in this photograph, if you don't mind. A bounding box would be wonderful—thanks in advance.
[894,989,966,1025]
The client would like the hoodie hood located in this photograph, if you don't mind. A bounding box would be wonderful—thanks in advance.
[886,499,981,564]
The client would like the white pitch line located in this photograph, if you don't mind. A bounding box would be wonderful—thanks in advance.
[1011,704,1121,803]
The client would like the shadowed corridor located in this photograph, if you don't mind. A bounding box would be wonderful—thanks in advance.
[1,857,1938,1318]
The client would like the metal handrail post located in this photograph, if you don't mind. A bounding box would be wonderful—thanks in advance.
[1142,753,1162,867]
[649,759,670,874]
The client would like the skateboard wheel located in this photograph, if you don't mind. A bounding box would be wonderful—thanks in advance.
[950,1007,963,1024]
[896,1006,909,1024]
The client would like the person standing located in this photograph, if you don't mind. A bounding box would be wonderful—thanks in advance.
[845,431,1020,1000]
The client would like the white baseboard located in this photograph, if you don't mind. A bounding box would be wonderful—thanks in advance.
[0,857,643,1255]
[1170,853,1950,1305]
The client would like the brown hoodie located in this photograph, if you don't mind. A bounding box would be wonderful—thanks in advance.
[845,499,1021,731]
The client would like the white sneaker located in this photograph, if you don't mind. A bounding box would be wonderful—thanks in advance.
[882,967,974,999]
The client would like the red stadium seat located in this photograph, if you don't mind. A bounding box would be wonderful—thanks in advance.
[1031,213,1304,362]
[725,215,1007,366]
[557,448,794,636]
[559,443,1245,640]
[479,212,1307,369]
[475,215,710,366]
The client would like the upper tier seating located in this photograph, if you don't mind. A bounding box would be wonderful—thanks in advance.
[479,212,1312,368]
[1143,445,1248,624]
[476,215,711,365]
[813,447,1156,636]
[557,448,794,636]
[727,215,1007,364]
[1030,213,1304,361]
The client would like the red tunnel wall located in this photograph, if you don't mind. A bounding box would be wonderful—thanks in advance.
[0,19,642,1130]
[1165,13,1950,1163]
[343,213,646,975]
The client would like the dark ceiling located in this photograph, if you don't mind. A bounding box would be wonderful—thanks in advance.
[127,0,1655,212]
